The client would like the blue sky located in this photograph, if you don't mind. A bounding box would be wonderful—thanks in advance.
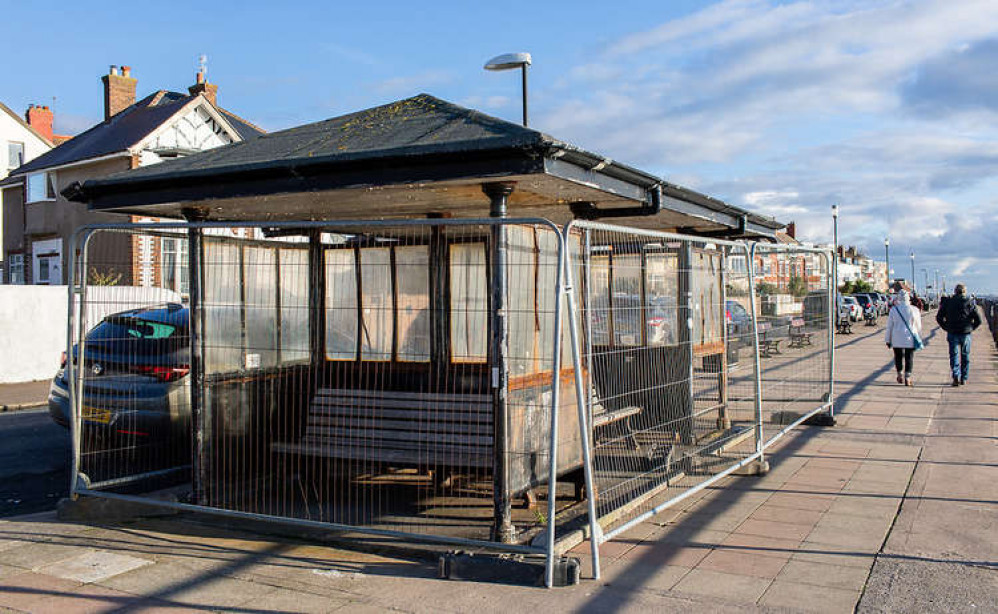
[6,0,998,293]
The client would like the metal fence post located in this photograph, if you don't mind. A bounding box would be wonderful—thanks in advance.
[826,250,836,419]
[562,223,602,579]
[746,243,765,463]
[544,227,566,588]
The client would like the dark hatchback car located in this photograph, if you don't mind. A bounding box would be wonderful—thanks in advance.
[49,304,191,444]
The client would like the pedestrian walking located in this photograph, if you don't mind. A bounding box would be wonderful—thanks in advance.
[885,289,923,386]
[936,283,982,386]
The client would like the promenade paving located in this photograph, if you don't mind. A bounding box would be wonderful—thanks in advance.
[0,319,994,612]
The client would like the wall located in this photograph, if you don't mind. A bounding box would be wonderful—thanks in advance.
[0,285,181,383]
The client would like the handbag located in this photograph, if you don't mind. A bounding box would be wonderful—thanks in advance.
[897,305,924,350]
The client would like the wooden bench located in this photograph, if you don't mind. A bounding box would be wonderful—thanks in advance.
[592,398,643,450]
[757,322,782,357]
[273,388,493,468]
[836,318,853,334]
[788,318,813,348]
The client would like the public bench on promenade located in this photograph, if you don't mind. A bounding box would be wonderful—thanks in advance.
[758,322,782,357]
[273,388,494,468]
[789,318,813,348]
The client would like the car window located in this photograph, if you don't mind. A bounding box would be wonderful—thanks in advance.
[88,316,187,356]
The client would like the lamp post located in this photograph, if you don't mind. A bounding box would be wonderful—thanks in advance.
[484,52,532,127]
[884,237,890,291]
[910,251,916,294]
[832,204,839,270]
[922,268,928,296]
[935,269,939,300]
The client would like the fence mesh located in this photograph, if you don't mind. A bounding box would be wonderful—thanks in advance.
[67,218,834,580]
[565,222,760,540]
[70,220,582,552]
[751,244,833,445]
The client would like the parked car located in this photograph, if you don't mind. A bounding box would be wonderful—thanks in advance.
[802,290,828,323]
[725,300,752,364]
[49,304,191,444]
[852,293,877,317]
[842,296,862,321]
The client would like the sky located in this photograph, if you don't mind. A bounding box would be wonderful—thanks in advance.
[5,0,998,293]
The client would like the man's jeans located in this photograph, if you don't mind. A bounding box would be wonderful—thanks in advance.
[947,332,972,382]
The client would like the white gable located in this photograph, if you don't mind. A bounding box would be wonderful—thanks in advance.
[138,102,240,166]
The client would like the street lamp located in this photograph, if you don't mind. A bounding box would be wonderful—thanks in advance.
[831,205,839,292]
[884,237,890,291]
[909,251,916,294]
[922,268,928,296]
[935,269,939,299]
[484,52,532,127]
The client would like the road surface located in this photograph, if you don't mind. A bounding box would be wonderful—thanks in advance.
[0,408,70,517]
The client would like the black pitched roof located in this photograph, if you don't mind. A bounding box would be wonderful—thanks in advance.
[10,91,264,177]
[92,94,556,183]
[67,94,783,236]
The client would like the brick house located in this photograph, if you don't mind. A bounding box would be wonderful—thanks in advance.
[0,101,56,282]
[0,65,263,288]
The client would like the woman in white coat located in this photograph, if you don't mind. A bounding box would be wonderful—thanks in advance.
[885,290,923,386]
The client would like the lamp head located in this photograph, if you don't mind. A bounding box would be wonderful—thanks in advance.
[484,52,532,71]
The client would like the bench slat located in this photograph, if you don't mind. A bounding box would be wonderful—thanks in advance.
[307,416,493,436]
[304,425,494,446]
[313,397,491,413]
[315,389,489,404]
[273,442,492,466]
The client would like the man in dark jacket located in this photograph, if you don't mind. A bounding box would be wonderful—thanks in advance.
[936,284,982,386]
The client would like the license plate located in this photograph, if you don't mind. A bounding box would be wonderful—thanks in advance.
[81,406,111,424]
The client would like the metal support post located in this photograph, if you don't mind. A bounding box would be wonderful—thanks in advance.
[184,209,209,505]
[484,182,515,544]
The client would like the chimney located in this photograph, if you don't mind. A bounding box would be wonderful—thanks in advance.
[188,69,218,107]
[785,221,796,239]
[101,64,137,120]
[25,104,54,142]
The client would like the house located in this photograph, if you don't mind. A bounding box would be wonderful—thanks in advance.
[0,64,264,286]
[1,102,55,282]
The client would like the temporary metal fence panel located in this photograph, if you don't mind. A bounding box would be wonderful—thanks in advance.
[750,243,834,446]
[562,221,762,551]
[67,218,581,586]
[66,217,834,585]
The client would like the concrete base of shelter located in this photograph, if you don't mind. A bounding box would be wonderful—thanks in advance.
[57,493,180,523]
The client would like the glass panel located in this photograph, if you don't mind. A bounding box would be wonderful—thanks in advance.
[244,246,278,369]
[162,238,177,291]
[360,247,393,361]
[450,242,487,363]
[590,254,611,346]
[536,227,559,369]
[612,253,642,346]
[279,248,310,363]
[325,249,358,360]
[691,250,723,346]
[204,241,243,372]
[507,227,537,376]
[395,246,430,362]
[646,251,679,346]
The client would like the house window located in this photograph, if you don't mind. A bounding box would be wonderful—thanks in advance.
[7,142,24,171]
[160,237,189,294]
[26,172,55,202]
[8,254,24,284]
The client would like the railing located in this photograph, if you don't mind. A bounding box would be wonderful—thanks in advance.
[65,218,834,587]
